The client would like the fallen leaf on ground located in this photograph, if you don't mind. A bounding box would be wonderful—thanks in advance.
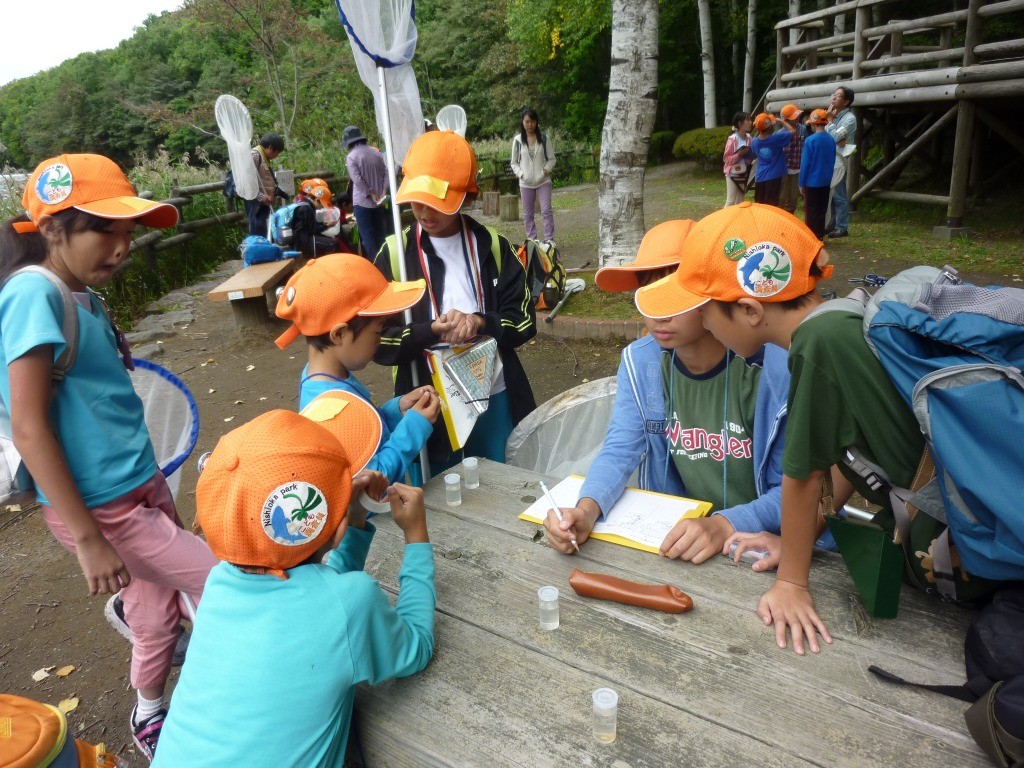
[57,697,79,714]
[207,358,215,363]
[208,389,216,394]
[246,364,255,372]
[32,666,54,681]
[55,665,75,677]
[259,397,267,401]
[234,400,244,405]
[224,417,234,422]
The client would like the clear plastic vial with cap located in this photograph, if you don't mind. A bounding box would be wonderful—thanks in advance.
[592,687,618,743]
[462,456,480,489]
[537,585,559,630]
[444,473,462,506]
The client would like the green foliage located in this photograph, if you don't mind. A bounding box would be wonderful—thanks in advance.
[673,126,731,171]
[649,131,678,165]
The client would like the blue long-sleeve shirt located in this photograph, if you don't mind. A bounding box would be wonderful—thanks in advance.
[153,524,436,768]
[300,368,432,484]
[799,131,837,189]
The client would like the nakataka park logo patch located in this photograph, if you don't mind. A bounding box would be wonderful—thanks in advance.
[262,481,329,546]
[34,163,73,206]
[732,241,793,298]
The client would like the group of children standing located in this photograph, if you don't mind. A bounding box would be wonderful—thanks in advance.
[723,104,838,239]
[0,129,536,764]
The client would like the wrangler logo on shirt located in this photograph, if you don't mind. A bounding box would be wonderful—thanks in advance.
[665,419,753,462]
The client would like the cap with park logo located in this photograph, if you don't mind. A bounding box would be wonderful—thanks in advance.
[634,202,832,319]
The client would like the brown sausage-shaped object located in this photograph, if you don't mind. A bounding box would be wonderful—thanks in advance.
[568,569,694,613]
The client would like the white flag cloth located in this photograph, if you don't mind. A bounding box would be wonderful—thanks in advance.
[335,0,424,166]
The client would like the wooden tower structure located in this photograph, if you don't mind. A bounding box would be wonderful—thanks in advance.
[766,0,1024,236]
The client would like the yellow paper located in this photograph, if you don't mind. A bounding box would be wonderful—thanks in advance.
[300,397,349,423]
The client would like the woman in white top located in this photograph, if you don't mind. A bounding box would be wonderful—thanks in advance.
[509,108,556,243]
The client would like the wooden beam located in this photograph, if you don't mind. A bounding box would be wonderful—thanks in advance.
[868,191,950,205]
[852,106,958,204]
[782,31,857,56]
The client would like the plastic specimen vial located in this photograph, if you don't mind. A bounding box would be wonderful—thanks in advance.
[592,687,618,743]
[444,473,462,506]
[537,585,559,630]
[462,457,480,489]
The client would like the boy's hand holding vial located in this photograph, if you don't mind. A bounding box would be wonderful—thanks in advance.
[722,531,779,571]
[388,484,429,544]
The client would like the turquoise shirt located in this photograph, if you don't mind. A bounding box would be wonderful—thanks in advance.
[153,525,436,768]
[0,272,156,506]
[300,367,432,484]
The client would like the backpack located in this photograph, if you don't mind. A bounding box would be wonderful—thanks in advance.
[223,169,237,199]
[516,239,565,311]
[869,587,1024,767]
[270,203,302,246]
[815,265,1024,604]
[0,693,120,767]
[239,235,284,266]
[0,266,129,507]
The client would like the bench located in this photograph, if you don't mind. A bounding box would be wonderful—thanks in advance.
[208,259,298,329]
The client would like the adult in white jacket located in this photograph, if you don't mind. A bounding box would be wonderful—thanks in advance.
[510,108,556,243]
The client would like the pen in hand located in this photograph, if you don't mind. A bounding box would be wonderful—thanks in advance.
[539,481,579,553]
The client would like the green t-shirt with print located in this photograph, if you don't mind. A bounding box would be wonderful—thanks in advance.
[661,350,761,512]
[783,310,924,509]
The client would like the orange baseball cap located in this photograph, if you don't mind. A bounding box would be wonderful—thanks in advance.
[780,104,804,121]
[299,390,382,471]
[275,253,426,348]
[595,220,696,292]
[808,108,829,126]
[396,130,479,215]
[196,401,382,579]
[753,113,775,133]
[16,154,178,234]
[635,202,833,319]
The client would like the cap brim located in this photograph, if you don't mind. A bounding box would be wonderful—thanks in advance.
[75,197,179,228]
[634,275,711,319]
[395,179,466,216]
[360,279,426,317]
[299,391,384,475]
[595,261,682,293]
[275,324,301,349]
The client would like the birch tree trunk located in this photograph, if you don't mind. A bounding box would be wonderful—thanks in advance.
[597,0,658,267]
[730,0,740,89]
[742,0,758,112]
[789,0,801,45]
[697,0,717,128]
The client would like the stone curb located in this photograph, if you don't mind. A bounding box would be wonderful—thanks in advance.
[535,312,644,343]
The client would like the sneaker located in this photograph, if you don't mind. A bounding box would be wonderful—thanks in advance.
[105,594,191,667]
[828,228,849,238]
[131,705,166,762]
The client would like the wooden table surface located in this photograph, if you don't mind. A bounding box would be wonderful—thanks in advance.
[354,460,986,767]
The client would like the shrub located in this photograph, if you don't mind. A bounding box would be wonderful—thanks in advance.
[648,131,678,165]
[672,126,733,172]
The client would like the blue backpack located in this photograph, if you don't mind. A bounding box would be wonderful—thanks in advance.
[239,235,283,266]
[830,266,1024,601]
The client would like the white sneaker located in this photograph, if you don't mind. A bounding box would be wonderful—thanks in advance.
[105,594,190,667]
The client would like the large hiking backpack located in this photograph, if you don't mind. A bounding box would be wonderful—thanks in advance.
[516,239,565,311]
[820,265,1024,603]
[239,235,284,266]
[270,202,303,246]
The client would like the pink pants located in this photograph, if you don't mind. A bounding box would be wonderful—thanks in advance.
[43,473,217,690]
[520,181,555,241]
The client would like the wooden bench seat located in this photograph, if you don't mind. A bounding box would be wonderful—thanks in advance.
[208,258,298,329]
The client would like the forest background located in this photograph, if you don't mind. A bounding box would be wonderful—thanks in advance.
[0,0,963,175]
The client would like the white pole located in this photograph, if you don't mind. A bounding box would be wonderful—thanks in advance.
[377,64,431,483]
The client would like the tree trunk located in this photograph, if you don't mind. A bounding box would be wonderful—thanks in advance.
[598,0,659,267]
[697,0,717,128]
[730,0,740,92]
[742,0,758,112]
[789,0,801,46]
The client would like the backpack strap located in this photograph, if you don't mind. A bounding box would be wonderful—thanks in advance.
[6,266,79,381]
[867,665,978,703]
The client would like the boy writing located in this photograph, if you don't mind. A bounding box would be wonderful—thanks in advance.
[275,253,441,484]
[546,219,798,566]
[635,201,924,655]
[799,109,837,240]
[153,402,436,766]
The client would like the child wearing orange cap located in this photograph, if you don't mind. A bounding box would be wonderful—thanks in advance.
[799,109,838,240]
[275,253,441,484]
[376,130,537,475]
[0,154,218,759]
[152,401,436,767]
[634,202,925,656]
[779,104,807,215]
[750,112,794,208]
[546,220,798,567]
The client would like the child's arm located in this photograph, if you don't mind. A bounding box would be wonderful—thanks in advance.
[366,405,434,484]
[543,134,556,176]
[757,471,833,655]
[9,348,130,595]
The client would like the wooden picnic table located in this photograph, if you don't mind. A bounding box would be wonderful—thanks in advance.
[354,459,987,767]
